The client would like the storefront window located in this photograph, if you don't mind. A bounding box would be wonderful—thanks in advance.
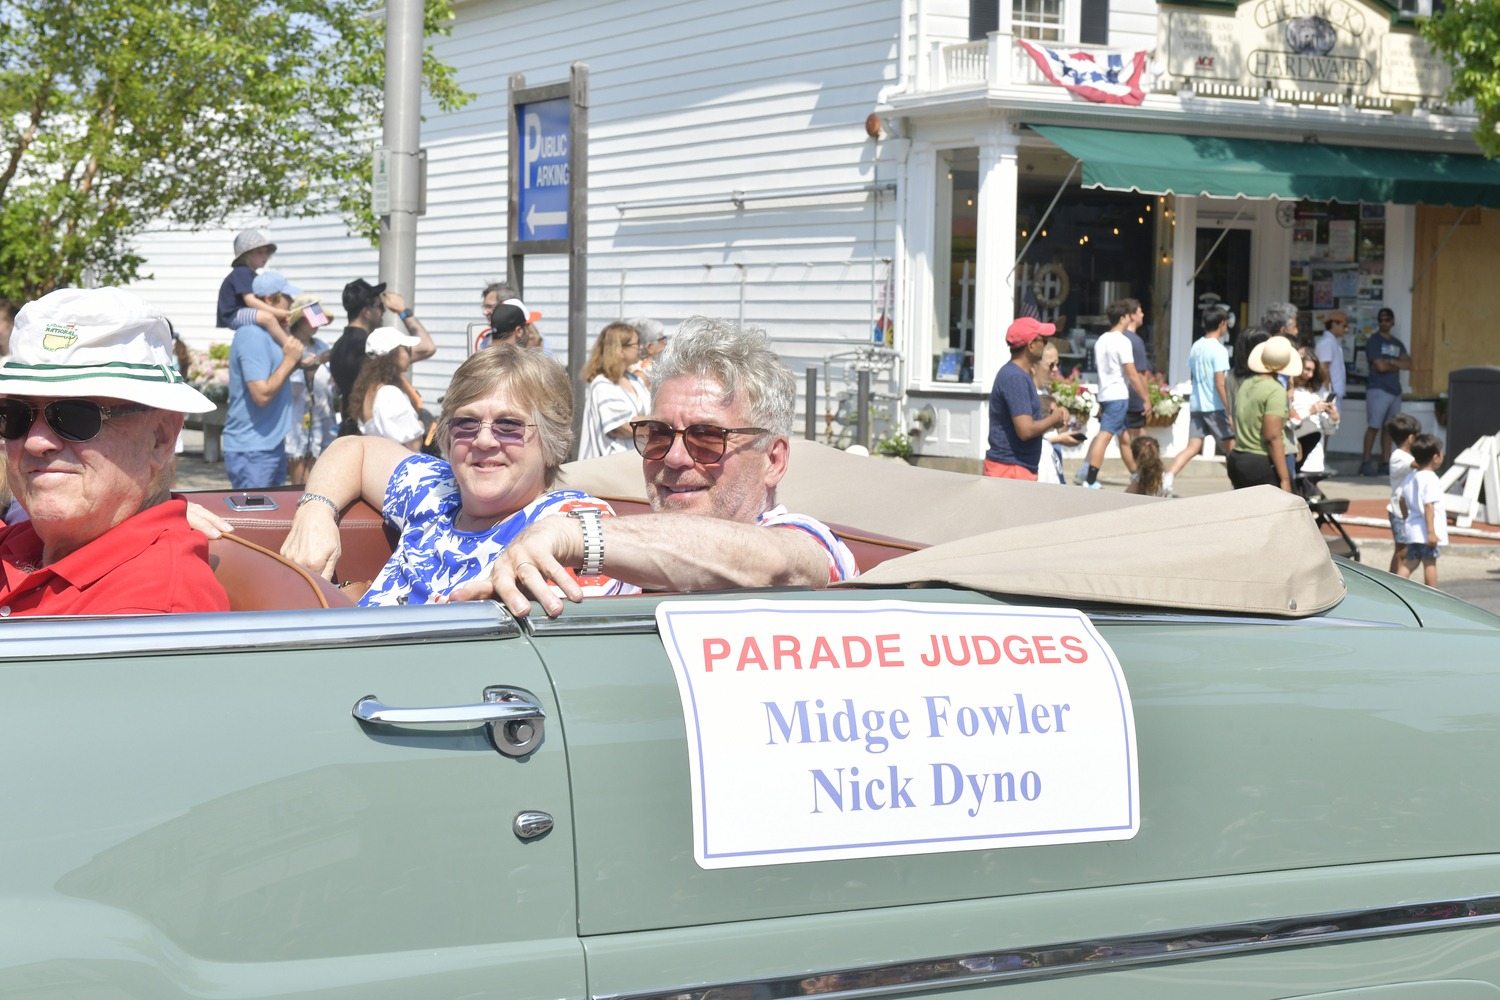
[1013,0,1063,41]
[932,148,978,383]
[1015,148,1175,381]
[1289,200,1385,388]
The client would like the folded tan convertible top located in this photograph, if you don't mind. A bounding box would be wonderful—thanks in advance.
[561,439,1345,617]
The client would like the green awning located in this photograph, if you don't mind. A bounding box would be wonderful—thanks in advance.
[1028,124,1500,207]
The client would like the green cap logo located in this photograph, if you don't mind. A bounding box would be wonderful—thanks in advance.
[41,322,77,351]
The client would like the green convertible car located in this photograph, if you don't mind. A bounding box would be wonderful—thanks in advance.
[5,443,1500,1000]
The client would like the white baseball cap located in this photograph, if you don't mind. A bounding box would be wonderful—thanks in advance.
[0,288,215,413]
[365,325,422,356]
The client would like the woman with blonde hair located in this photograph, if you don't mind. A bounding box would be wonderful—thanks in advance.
[578,321,646,460]
[282,342,633,605]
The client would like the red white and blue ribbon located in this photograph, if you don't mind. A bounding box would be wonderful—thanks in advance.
[1017,40,1148,106]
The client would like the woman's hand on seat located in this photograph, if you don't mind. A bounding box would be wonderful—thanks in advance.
[280,504,342,581]
[186,503,235,539]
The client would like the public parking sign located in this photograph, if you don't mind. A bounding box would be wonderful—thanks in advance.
[517,97,570,241]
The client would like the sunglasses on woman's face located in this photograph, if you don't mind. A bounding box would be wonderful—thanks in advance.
[447,416,535,443]
[630,420,769,464]
[0,397,154,443]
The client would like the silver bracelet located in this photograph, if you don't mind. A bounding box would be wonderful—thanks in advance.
[297,492,341,522]
[570,507,604,577]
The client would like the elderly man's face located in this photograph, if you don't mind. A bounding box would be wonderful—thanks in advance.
[6,397,182,564]
[644,376,788,523]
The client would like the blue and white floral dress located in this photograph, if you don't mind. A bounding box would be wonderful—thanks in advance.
[360,454,637,606]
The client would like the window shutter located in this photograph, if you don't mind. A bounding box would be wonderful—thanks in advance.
[1079,0,1109,44]
[970,0,1000,40]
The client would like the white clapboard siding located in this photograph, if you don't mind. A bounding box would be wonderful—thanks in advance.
[128,0,903,414]
[1109,0,1160,51]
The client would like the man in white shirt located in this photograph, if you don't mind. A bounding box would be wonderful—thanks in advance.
[1074,298,1151,488]
[1316,311,1349,399]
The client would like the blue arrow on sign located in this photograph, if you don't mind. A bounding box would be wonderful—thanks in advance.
[518,97,570,242]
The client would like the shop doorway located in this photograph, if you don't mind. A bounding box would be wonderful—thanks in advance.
[1193,227,1251,351]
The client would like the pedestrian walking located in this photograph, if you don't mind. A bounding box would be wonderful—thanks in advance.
[1121,304,1153,475]
[351,327,426,450]
[1261,301,1299,342]
[477,298,543,353]
[285,293,338,484]
[1164,303,1235,495]
[1075,299,1150,488]
[1361,307,1411,476]
[223,272,306,489]
[217,230,293,346]
[1315,310,1349,399]
[1227,335,1300,492]
[1383,413,1423,574]
[330,279,435,418]
[579,322,649,460]
[1397,433,1447,587]
[984,318,1068,480]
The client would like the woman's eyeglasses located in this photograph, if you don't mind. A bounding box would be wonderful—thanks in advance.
[0,398,154,443]
[447,416,535,443]
[630,420,769,464]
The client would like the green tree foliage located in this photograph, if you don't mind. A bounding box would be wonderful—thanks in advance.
[1422,1,1500,158]
[0,0,473,302]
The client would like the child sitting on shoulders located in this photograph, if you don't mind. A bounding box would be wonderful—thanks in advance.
[1384,413,1423,574]
[217,229,291,345]
[1124,436,1167,497]
[1397,433,1447,588]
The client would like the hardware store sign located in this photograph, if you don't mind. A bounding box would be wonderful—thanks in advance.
[656,600,1139,870]
[1162,0,1450,99]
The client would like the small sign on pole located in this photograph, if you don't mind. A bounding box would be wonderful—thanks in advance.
[371,146,393,217]
[508,63,589,455]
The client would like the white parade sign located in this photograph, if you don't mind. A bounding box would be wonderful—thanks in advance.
[656,599,1139,870]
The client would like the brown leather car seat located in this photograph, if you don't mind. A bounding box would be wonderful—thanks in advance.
[185,489,395,583]
[209,533,353,611]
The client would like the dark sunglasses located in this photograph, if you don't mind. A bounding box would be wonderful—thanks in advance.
[0,398,155,443]
[631,420,769,464]
[447,416,535,443]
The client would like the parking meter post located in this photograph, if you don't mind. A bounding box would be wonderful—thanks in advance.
[568,61,590,456]
[806,368,817,441]
[378,0,422,315]
[856,369,871,450]
[506,73,526,295]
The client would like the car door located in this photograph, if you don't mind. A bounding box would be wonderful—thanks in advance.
[535,585,1500,999]
[0,603,584,1000]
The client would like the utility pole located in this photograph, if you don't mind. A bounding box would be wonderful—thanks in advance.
[378,0,422,321]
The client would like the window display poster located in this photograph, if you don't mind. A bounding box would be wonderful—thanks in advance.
[1361,203,1386,220]
[1359,223,1385,262]
[1332,268,1360,298]
[1311,308,1331,332]
[1292,220,1317,257]
[1290,280,1311,308]
[1329,220,1357,263]
[1313,280,1334,309]
[1359,263,1384,301]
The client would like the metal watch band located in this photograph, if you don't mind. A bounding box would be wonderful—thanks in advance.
[571,507,604,577]
[297,492,341,522]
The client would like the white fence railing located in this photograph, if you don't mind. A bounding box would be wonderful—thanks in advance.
[923,33,1473,118]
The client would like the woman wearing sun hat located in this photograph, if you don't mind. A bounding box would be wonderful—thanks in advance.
[1228,335,1302,492]
[0,287,229,614]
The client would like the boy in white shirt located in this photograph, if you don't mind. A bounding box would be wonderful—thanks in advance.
[1397,433,1447,587]
[1383,413,1422,574]
[1074,298,1151,488]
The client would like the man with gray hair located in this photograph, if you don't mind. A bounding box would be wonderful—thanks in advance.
[1261,302,1299,342]
[450,316,858,617]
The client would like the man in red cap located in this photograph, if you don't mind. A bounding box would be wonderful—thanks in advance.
[984,317,1069,480]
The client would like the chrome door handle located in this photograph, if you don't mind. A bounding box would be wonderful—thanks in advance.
[353,686,544,757]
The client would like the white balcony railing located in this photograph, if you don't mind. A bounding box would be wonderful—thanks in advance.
[921,33,1475,118]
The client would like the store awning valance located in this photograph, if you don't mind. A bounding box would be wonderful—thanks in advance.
[1028,124,1500,208]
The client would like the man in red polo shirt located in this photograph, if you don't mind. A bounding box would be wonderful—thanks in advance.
[0,287,229,615]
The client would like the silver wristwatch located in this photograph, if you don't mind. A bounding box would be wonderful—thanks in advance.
[570,507,604,577]
[297,492,340,522]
